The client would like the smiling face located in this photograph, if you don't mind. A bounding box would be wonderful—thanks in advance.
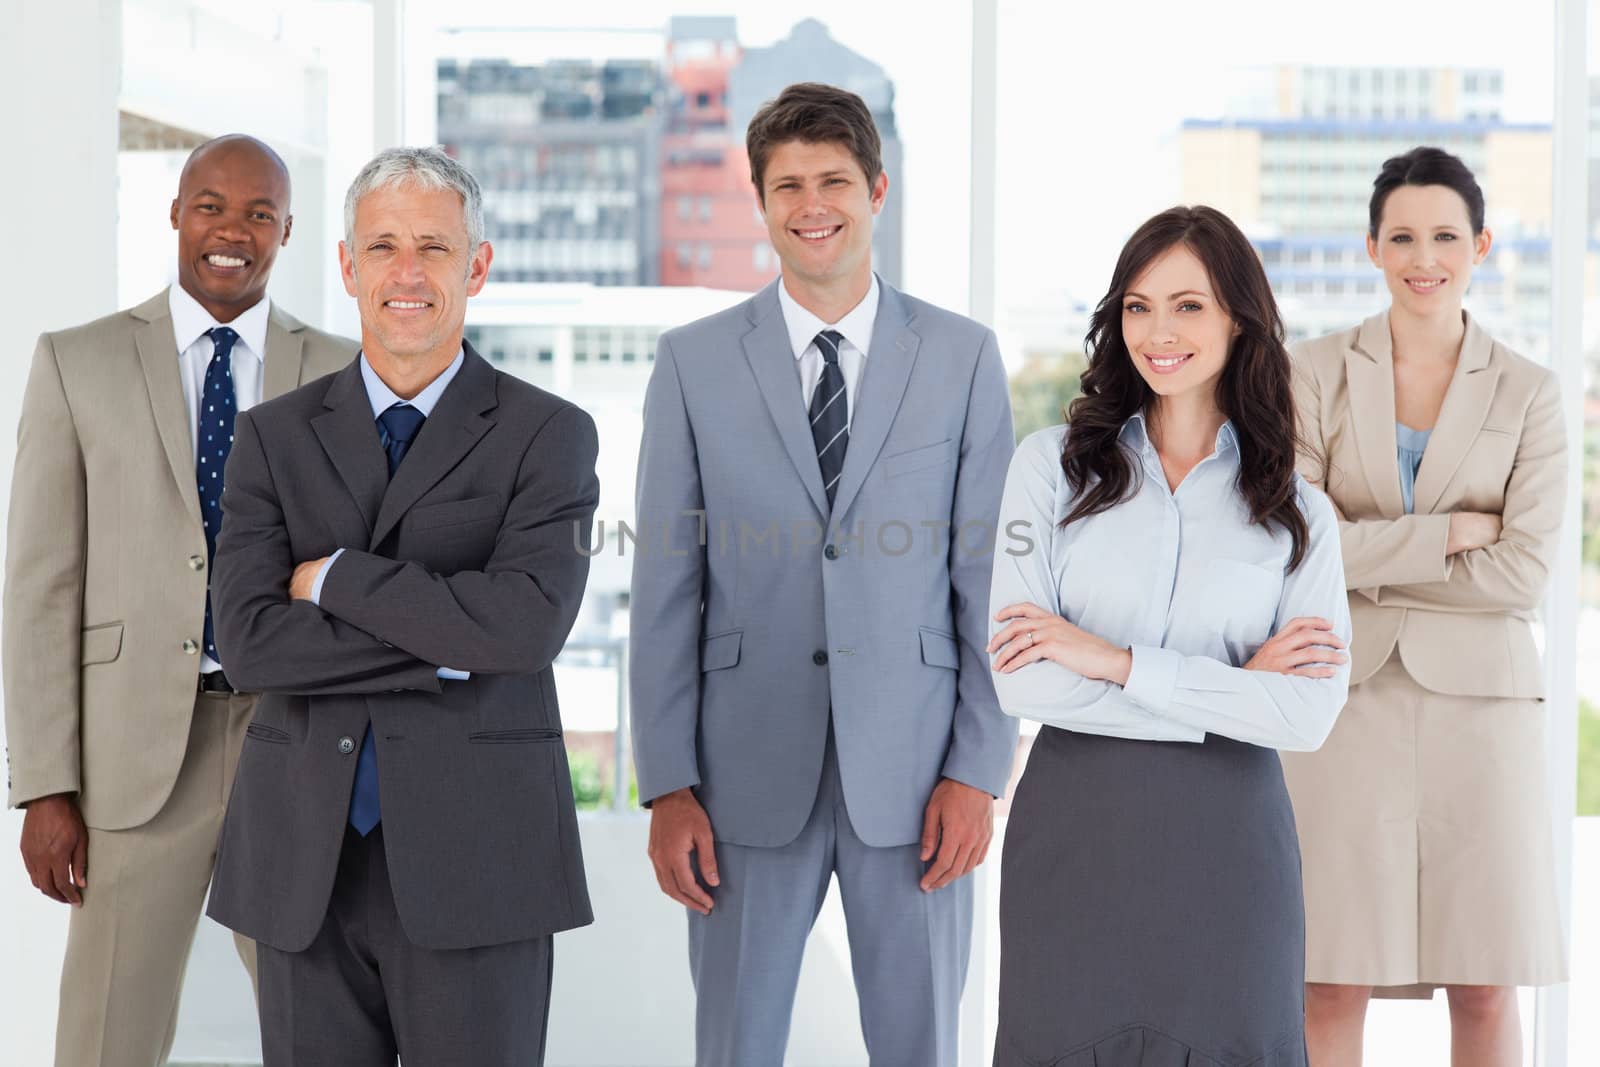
[170,139,292,323]
[1121,243,1235,404]
[338,182,491,365]
[758,139,887,297]
[1368,183,1491,318]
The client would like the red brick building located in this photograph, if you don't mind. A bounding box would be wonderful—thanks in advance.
[659,18,776,292]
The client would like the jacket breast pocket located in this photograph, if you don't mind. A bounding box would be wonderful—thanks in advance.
[409,493,503,532]
[882,438,954,479]
[80,622,124,666]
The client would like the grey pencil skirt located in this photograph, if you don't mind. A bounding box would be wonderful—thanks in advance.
[994,727,1309,1067]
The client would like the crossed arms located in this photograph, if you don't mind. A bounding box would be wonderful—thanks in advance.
[212,405,600,696]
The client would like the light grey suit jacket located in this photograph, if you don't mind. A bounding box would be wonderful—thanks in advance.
[630,278,1017,849]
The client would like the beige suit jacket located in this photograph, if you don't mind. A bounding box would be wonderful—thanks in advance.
[3,288,357,827]
[1291,310,1565,700]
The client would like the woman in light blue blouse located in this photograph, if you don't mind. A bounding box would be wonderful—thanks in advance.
[986,206,1352,1067]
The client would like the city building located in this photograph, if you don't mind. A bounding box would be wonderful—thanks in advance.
[1182,66,1553,356]
[658,16,773,290]
[437,55,665,286]
[438,17,905,293]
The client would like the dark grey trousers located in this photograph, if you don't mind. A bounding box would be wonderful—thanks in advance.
[256,825,553,1067]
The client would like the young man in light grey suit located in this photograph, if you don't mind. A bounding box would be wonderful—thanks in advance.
[206,148,598,1064]
[631,82,1017,1066]
[5,135,355,1067]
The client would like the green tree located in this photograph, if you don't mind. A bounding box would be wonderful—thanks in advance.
[568,750,605,810]
[1010,350,1087,442]
[1579,698,1600,816]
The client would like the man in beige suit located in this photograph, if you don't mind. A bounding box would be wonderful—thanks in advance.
[4,134,356,1067]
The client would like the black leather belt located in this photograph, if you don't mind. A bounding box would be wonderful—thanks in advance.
[198,671,234,694]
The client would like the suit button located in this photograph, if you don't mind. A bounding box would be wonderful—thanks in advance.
[188,555,205,572]
[182,639,199,655]
[338,736,356,755]
[812,650,828,666]
[824,545,838,560]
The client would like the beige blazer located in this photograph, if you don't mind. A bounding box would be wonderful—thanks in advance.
[3,288,356,828]
[1291,310,1565,700]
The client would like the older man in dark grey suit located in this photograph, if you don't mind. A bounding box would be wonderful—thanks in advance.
[206,147,599,1065]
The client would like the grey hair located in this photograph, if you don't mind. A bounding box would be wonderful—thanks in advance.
[343,146,485,253]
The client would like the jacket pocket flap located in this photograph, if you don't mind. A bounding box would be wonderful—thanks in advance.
[245,722,289,743]
[410,493,503,531]
[80,623,124,666]
[468,728,562,744]
[700,630,743,672]
[919,627,960,670]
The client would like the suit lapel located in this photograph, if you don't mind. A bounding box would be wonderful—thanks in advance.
[311,361,389,536]
[1344,313,1405,518]
[830,283,919,523]
[262,305,307,399]
[369,345,498,548]
[741,283,829,519]
[1412,312,1499,516]
[132,290,204,527]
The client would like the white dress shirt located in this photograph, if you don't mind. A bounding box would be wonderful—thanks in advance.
[170,284,268,463]
[777,273,879,427]
[988,417,1351,751]
[169,284,269,673]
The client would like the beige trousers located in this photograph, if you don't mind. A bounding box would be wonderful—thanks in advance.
[54,690,256,1067]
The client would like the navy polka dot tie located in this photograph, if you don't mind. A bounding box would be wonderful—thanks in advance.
[197,327,239,663]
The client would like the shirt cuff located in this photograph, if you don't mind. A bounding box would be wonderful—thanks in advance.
[436,667,471,681]
[310,548,345,606]
[1124,644,1182,714]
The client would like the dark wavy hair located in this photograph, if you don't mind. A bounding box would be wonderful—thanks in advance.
[1060,205,1311,571]
[1369,146,1485,237]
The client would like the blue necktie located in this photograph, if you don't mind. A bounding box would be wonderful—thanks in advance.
[348,403,427,836]
[197,327,239,663]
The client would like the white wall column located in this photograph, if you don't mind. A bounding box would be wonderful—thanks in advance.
[0,4,122,1063]
[965,2,999,1063]
[968,0,998,330]
[1539,1,1586,1064]
[374,0,407,150]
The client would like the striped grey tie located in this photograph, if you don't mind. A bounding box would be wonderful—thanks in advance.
[809,329,848,509]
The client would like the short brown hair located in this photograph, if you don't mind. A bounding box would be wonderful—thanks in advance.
[746,82,883,203]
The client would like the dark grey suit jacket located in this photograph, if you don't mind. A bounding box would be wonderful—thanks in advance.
[206,344,599,952]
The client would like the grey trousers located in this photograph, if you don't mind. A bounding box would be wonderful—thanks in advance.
[688,732,973,1067]
[256,825,553,1067]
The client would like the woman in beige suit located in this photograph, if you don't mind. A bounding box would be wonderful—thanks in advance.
[1285,146,1568,1067]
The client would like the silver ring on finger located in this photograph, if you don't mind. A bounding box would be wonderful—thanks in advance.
[1025,630,1036,647]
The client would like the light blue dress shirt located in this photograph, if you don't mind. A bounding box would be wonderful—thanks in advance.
[988,416,1351,751]
[1396,422,1431,515]
[312,350,469,680]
